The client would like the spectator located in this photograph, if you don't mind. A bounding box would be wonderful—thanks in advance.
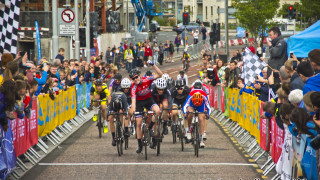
[279,66,290,82]
[255,67,269,102]
[137,44,144,68]
[93,60,101,79]
[297,61,320,94]
[53,59,62,68]
[164,40,170,63]
[169,41,175,62]
[0,53,14,85]
[201,24,207,41]
[106,47,113,64]
[196,18,201,25]
[177,70,189,87]
[55,48,65,64]
[310,92,320,128]
[153,43,159,66]
[175,34,181,53]
[132,45,138,69]
[231,51,240,63]
[158,43,164,65]
[284,59,304,90]
[228,61,241,88]
[267,27,287,70]
[144,44,152,68]
[237,78,255,95]
[256,44,262,58]
[124,40,128,50]
[308,49,320,74]
[248,41,255,54]
[193,30,199,44]
[303,91,315,113]
[216,59,226,83]
[124,47,134,73]
[288,89,303,107]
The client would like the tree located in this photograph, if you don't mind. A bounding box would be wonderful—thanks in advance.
[232,0,280,47]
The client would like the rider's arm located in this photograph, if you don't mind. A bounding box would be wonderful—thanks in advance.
[203,96,211,116]
[182,95,192,114]
[131,97,136,112]
[105,89,111,104]
[152,64,163,79]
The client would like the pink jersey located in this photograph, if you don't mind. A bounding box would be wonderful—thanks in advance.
[131,76,154,100]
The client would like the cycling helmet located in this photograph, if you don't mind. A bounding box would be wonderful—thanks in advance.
[192,79,202,86]
[193,82,203,90]
[113,97,123,112]
[121,78,131,89]
[114,73,122,80]
[95,79,103,86]
[129,69,141,78]
[162,73,170,81]
[175,79,185,88]
[145,70,152,77]
[192,92,203,107]
[155,78,167,89]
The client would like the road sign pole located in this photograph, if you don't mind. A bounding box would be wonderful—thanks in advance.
[225,0,229,60]
[75,0,80,61]
[52,0,58,62]
[86,0,90,62]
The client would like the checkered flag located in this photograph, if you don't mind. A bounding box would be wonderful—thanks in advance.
[0,0,21,55]
[242,47,267,85]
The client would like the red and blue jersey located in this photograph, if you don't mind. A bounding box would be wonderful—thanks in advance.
[183,89,211,115]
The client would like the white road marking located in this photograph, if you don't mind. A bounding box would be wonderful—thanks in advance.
[189,74,199,78]
[39,162,256,166]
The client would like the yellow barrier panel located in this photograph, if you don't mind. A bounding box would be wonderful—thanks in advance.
[226,88,261,144]
[38,87,77,137]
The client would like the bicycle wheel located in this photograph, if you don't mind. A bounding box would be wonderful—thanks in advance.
[116,121,121,156]
[142,125,148,160]
[179,120,184,151]
[195,122,199,157]
[156,119,161,156]
[98,110,102,138]
[125,134,129,150]
[172,124,176,144]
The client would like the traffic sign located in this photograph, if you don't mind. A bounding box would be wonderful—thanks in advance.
[58,8,76,36]
[61,9,75,23]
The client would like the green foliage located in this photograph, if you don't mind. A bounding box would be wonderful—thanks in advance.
[153,16,169,26]
[232,0,280,41]
[169,18,176,26]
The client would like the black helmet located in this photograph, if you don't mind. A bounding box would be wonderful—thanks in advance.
[129,69,141,78]
[113,97,122,112]
[114,73,122,80]
[194,82,203,90]
[179,70,185,74]
[145,70,152,76]
[175,79,185,88]
[95,79,103,86]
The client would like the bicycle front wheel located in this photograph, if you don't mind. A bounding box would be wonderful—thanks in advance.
[116,121,121,156]
[98,110,102,138]
[142,124,148,160]
[195,122,199,157]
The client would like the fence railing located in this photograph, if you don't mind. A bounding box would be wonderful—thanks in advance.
[0,82,92,179]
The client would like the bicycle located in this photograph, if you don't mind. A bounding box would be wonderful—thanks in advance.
[134,110,154,160]
[155,108,168,156]
[171,105,185,151]
[187,110,205,157]
[109,111,127,156]
[92,99,108,139]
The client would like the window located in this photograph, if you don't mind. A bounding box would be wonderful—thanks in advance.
[206,6,207,19]
[211,6,213,16]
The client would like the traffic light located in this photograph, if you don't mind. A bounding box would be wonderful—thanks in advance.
[79,28,86,47]
[210,23,220,45]
[183,12,190,25]
[288,5,295,19]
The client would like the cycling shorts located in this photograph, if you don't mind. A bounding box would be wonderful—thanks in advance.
[135,97,157,117]
[185,100,206,113]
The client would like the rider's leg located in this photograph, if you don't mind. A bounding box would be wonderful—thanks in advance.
[149,104,160,130]
[162,100,169,134]
[198,114,205,136]
[108,114,115,135]
[186,106,194,137]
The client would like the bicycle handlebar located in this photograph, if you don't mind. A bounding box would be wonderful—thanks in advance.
[109,111,127,115]
[92,99,108,102]
[134,111,154,115]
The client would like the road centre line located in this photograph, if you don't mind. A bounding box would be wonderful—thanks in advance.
[39,162,256,166]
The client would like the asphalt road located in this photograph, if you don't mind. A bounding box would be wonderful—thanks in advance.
[21,61,262,180]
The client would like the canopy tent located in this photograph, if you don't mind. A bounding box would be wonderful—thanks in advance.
[287,20,320,58]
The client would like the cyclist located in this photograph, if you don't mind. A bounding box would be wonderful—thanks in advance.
[161,73,175,94]
[170,79,190,141]
[107,88,128,146]
[120,78,134,138]
[183,82,211,148]
[130,61,163,153]
[191,79,210,140]
[109,73,122,93]
[90,79,111,129]
[150,78,172,148]
[181,49,191,72]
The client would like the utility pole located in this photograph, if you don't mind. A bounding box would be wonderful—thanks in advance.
[175,0,178,25]
[52,0,58,62]
[86,0,90,62]
[225,0,229,60]
[127,0,129,32]
[75,0,80,61]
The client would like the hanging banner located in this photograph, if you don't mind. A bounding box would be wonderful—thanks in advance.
[291,135,307,179]
[214,86,218,109]
[76,84,81,114]
[85,82,92,108]
[0,121,17,179]
[250,96,260,143]
[259,102,270,151]
[223,87,229,117]
[221,87,225,112]
[270,116,284,163]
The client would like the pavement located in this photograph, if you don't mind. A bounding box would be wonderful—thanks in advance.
[21,61,263,180]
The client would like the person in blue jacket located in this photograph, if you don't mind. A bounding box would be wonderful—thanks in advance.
[297,61,320,95]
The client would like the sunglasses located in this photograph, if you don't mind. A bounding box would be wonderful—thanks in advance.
[176,87,183,90]
[132,76,139,80]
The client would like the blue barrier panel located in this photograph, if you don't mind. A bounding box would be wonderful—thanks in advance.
[76,84,81,114]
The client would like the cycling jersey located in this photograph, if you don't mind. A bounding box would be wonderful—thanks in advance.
[183,89,211,116]
[108,91,128,113]
[191,83,209,95]
[131,76,155,100]
[120,88,131,105]
[109,78,122,93]
[151,86,171,105]
[90,83,110,105]
[171,86,191,107]
[183,53,190,59]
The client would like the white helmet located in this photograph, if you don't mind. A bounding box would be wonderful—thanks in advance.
[162,73,170,81]
[155,78,167,89]
[121,78,131,89]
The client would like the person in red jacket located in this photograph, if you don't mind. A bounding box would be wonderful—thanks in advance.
[143,44,152,68]
[248,41,255,54]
